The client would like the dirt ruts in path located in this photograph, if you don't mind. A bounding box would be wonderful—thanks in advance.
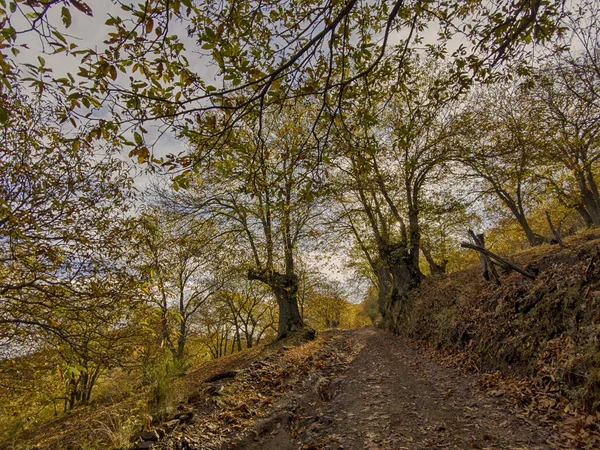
[234,327,550,450]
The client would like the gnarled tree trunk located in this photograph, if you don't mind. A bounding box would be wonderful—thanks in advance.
[248,268,304,339]
[376,242,421,331]
[576,168,600,226]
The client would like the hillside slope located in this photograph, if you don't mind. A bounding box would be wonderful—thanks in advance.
[402,231,600,426]
[9,326,600,449]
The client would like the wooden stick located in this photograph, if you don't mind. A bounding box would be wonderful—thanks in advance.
[468,230,500,285]
[460,242,536,280]
[545,210,565,249]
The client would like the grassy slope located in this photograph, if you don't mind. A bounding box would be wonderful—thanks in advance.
[0,331,332,450]
[405,230,600,412]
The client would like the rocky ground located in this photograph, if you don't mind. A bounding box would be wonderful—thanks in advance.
[136,327,600,450]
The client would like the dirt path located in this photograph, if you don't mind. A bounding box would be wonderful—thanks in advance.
[232,327,550,450]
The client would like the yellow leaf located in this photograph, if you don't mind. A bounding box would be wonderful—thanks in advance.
[146,18,154,34]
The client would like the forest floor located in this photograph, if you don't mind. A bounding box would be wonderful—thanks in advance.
[147,327,599,450]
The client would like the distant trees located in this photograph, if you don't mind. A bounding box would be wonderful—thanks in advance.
[302,280,345,329]
[197,281,277,357]
[218,281,277,350]
[198,301,238,359]
[135,209,226,363]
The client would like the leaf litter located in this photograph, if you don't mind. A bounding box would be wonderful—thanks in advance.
[145,326,599,450]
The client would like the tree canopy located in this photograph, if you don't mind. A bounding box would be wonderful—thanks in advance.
[0,0,566,169]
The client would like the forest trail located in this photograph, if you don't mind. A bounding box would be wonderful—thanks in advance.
[225,327,550,450]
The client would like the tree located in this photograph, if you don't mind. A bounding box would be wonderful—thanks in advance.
[332,57,462,328]
[553,0,600,110]
[361,286,382,325]
[0,91,141,410]
[418,191,478,275]
[0,91,138,359]
[457,82,546,246]
[193,283,277,359]
[533,1,600,225]
[197,300,235,359]
[159,104,326,338]
[303,280,346,330]
[53,303,140,410]
[534,61,600,225]
[217,280,277,350]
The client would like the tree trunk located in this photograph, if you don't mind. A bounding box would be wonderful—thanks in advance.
[545,210,565,249]
[577,169,600,225]
[576,204,594,227]
[245,330,253,349]
[516,214,546,246]
[217,329,224,358]
[501,195,545,246]
[248,269,304,339]
[236,329,242,352]
[586,166,600,222]
[376,242,421,331]
[80,372,89,404]
[421,245,447,276]
[159,313,175,357]
[174,319,186,363]
[65,368,99,409]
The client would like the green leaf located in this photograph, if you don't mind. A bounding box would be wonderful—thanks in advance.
[52,30,67,44]
[0,106,8,124]
[61,7,72,28]
[204,27,216,42]
[134,132,143,145]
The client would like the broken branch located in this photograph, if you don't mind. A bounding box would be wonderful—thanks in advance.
[460,242,536,280]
